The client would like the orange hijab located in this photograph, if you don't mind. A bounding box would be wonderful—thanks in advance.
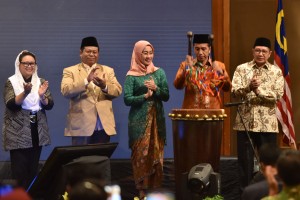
[126,40,159,76]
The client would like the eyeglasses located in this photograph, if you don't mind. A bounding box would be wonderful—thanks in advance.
[20,62,36,67]
[254,49,269,55]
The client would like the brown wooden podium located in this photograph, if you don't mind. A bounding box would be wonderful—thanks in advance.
[169,109,226,200]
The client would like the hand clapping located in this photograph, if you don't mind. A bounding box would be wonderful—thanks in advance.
[250,75,261,95]
[144,76,157,91]
[38,81,49,98]
[87,67,99,82]
[87,66,107,90]
[93,73,106,90]
[23,82,32,95]
[144,76,156,99]
[250,76,261,89]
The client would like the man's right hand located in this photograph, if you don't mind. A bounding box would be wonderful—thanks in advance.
[185,55,194,68]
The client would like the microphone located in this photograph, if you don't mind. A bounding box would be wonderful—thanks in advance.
[224,101,247,107]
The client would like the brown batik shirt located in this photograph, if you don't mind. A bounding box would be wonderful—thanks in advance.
[231,60,284,133]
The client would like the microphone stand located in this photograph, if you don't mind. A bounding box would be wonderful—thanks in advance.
[236,105,260,167]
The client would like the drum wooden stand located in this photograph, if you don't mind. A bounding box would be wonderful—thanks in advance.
[169,109,226,200]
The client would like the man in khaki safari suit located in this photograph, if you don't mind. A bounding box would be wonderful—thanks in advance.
[61,36,122,145]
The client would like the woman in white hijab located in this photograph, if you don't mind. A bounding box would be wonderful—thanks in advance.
[2,50,54,189]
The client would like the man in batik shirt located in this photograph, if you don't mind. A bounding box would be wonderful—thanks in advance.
[174,34,231,109]
[231,37,284,189]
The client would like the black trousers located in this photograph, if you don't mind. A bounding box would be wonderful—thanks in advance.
[237,131,277,189]
[10,122,42,189]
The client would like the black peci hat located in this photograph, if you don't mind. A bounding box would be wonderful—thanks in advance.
[193,34,210,44]
[80,36,99,49]
[253,37,271,49]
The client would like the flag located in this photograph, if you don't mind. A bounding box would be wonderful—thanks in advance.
[274,0,296,148]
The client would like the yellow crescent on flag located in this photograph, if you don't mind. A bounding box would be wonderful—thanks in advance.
[276,9,287,54]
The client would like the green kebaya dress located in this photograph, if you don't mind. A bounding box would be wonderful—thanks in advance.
[124,68,169,190]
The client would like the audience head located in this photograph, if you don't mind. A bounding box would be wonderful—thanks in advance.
[277,149,300,187]
[259,143,281,166]
[0,188,32,200]
[65,163,105,192]
[68,179,107,200]
[146,188,175,200]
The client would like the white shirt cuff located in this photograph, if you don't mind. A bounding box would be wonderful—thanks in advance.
[84,78,89,86]
[102,85,108,93]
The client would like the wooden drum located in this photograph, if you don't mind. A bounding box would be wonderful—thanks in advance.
[169,109,226,199]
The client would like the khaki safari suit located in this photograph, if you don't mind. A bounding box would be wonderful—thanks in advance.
[61,63,122,136]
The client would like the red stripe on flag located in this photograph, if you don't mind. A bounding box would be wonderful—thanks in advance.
[274,58,296,147]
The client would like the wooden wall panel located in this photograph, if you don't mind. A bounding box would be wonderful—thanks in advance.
[212,0,231,155]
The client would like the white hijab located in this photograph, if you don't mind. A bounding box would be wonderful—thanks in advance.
[8,50,41,111]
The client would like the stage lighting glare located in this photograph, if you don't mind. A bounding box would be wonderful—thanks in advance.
[188,163,213,194]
